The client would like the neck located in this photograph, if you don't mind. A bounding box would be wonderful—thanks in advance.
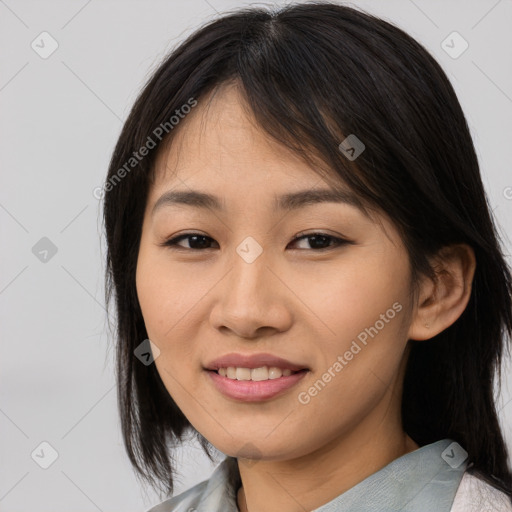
[236,419,419,512]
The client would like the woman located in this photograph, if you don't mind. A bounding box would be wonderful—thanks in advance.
[102,2,512,511]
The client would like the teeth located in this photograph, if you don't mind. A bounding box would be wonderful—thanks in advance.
[217,366,295,380]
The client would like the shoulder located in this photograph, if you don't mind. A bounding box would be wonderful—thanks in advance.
[143,480,209,512]
[451,471,512,512]
[143,456,239,512]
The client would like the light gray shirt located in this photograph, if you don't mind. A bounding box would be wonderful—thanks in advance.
[145,439,509,511]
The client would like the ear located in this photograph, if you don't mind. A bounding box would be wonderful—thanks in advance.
[407,244,476,341]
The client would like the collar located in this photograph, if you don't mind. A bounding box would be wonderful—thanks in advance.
[199,438,467,512]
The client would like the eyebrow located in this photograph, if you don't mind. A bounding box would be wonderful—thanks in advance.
[151,188,367,217]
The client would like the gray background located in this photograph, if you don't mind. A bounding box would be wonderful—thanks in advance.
[1,0,511,510]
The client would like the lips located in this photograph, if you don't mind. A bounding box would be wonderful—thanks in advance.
[204,352,309,372]
[207,368,308,401]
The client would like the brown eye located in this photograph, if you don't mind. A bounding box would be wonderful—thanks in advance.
[289,233,352,250]
[161,233,218,250]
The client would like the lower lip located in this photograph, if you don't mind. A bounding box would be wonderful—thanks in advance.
[206,369,308,402]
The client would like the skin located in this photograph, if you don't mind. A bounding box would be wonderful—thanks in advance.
[136,82,476,512]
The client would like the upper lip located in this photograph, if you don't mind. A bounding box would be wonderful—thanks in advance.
[205,353,309,372]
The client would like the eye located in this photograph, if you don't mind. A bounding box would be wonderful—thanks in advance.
[161,233,218,250]
[288,232,352,250]
[160,232,352,251]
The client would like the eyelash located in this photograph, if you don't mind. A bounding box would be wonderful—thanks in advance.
[160,232,352,251]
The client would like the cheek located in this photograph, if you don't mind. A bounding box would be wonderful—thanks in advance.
[302,250,410,346]
[135,255,201,408]
[300,254,412,411]
[135,246,214,406]
[136,246,204,340]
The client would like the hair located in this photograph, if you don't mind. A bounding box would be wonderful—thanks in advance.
[102,0,512,501]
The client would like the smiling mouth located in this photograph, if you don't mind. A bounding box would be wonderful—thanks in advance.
[208,366,308,381]
[206,367,309,402]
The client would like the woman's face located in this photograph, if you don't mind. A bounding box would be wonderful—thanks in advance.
[136,83,417,462]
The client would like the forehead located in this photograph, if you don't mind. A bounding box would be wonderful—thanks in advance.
[146,83,383,228]
[151,83,342,194]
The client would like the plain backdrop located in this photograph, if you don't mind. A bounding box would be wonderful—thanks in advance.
[1,0,511,510]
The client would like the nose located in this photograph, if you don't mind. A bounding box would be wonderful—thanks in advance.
[209,243,293,339]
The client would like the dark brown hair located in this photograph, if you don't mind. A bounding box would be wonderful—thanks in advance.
[103,1,512,500]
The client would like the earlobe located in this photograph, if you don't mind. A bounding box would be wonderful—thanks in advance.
[407,244,476,341]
